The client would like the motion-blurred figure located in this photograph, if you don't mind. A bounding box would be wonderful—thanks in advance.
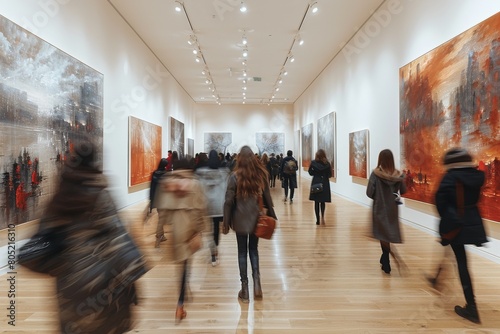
[196,150,229,266]
[30,136,147,333]
[156,158,206,324]
[435,148,488,324]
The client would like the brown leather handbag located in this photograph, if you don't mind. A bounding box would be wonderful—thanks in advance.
[254,195,276,239]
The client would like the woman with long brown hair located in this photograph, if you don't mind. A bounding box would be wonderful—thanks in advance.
[223,146,277,303]
[366,149,406,274]
[308,149,332,225]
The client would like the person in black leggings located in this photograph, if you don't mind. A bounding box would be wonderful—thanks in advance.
[435,148,488,324]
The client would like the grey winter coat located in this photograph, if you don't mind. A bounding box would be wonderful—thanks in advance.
[308,160,332,202]
[195,166,230,217]
[435,166,487,246]
[223,173,277,235]
[366,167,406,243]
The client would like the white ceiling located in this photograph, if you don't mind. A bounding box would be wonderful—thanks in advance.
[108,0,385,105]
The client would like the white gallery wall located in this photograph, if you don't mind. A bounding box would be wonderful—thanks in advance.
[195,103,294,155]
[0,0,197,209]
[294,0,500,261]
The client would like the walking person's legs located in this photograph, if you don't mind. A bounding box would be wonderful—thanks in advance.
[314,201,320,225]
[175,260,188,324]
[380,241,391,274]
[248,234,262,299]
[236,234,249,303]
[451,243,480,323]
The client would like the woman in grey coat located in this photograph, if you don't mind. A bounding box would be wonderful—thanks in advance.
[223,146,277,303]
[366,149,406,274]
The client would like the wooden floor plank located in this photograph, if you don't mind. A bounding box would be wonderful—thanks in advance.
[1,178,499,332]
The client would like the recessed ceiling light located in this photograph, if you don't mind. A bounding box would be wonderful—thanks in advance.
[240,1,247,12]
[283,71,288,76]
[243,86,247,90]
[193,49,198,54]
[242,36,247,45]
[275,87,280,91]
[311,2,318,13]
[242,49,248,58]
[174,1,182,12]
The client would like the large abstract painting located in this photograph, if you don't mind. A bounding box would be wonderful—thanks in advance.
[349,129,369,178]
[301,123,313,169]
[0,15,103,229]
[204,132,232,154]
[317,112,336,178]
[256,132,284,155]
[400,12,500,222]
[187,138,194,158]
[128,117,162,187]
[170,116,184,157]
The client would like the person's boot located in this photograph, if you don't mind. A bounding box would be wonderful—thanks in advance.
[380,252,391,274]
[238,280,249,303]
[253,273,262,299]
[249,250,262,298]
[454,304,480,324]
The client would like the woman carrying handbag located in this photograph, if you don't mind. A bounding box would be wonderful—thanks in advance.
[308,149,332,225]
[223,146,277,303]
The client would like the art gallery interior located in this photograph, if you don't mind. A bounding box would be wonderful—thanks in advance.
[2,0,500,332]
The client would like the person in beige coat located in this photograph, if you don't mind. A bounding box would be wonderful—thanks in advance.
[155,158,207,324]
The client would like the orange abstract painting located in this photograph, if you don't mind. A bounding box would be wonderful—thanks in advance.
[400,12,500,222]
[129,116,162,187]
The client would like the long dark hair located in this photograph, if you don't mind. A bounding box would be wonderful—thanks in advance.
[315,149,329,164]
[377,149,395,174]
[235,146,268,198]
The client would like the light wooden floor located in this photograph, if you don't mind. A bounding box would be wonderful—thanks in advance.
[2,177,500,333]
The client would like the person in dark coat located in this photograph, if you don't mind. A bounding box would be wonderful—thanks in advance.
[280,150,298,203]
[308,149,332,225]
[150,158,168,214]
[223,146,277,303]
[366,149,406,274]
[33,136,147,334]
[150,158,168,247]
[269,153,279,188]
[435,147,488,324]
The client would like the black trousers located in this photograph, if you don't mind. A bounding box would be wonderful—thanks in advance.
[451,244,475,306]
[236,233,259,282]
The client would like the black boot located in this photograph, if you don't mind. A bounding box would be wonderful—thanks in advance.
[249,250,262,299]
[253,273,262,299]
[455,304,480,324]
[380,252,391,274]
[238,280,249,303]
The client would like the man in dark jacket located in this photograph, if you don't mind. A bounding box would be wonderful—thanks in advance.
[435,147,488,324]
[280,150,298,203]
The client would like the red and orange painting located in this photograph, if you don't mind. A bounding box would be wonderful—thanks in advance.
[400,12,500,222]
[129,116,162,187]
[349,129,368,178]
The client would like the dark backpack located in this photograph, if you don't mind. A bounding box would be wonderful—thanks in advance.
[283,160,297,175]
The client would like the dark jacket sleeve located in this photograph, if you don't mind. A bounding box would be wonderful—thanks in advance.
[223,174,237,230]
[262,182,277,220]
[366,172,376,199]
